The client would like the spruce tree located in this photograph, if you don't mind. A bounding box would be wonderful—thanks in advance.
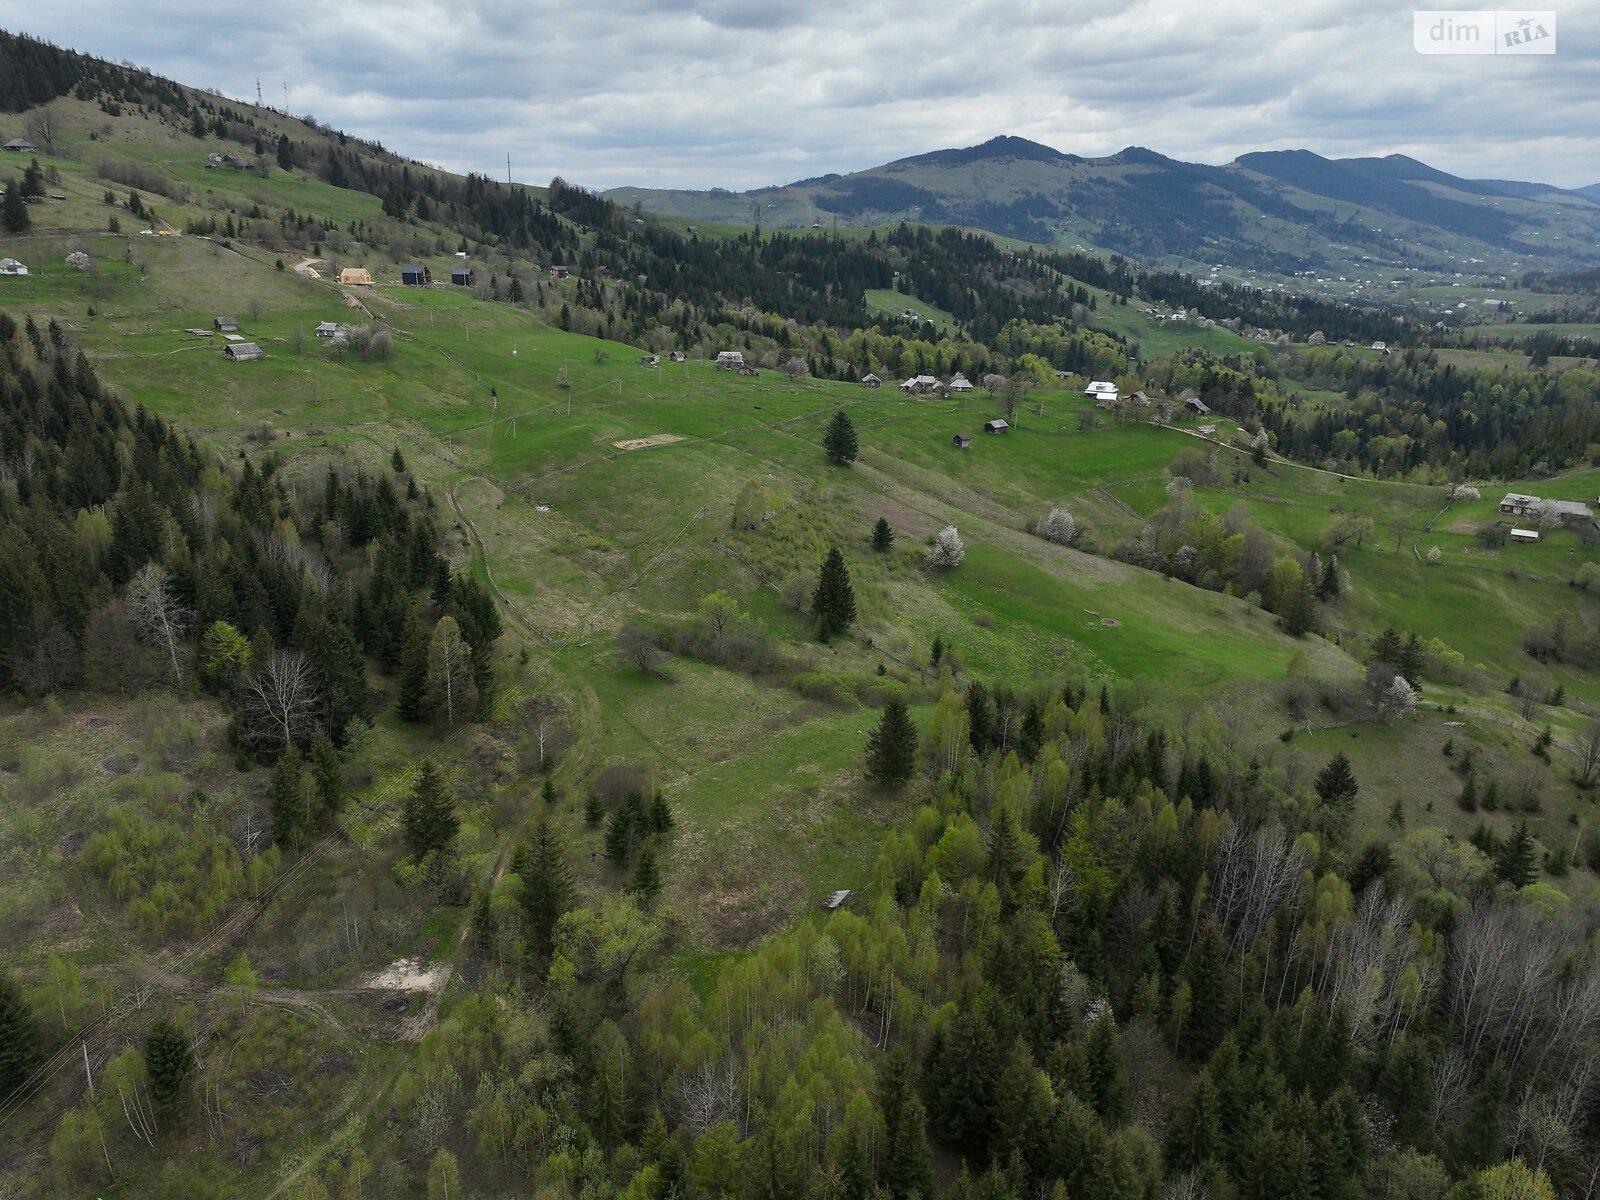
[0,971,39,1105]
[871,517,894,553]
[1494,821,1537,888]
[403,760,458,860]
[143,1019,192,1121]
[823,409,859,464]
[865,698,918,787]
[630,844,663,907]
[811,547,856,640]
[522,818,570,963]
[878,1051,934,1200]
[584,793,604,825]
[605,795,642,865]
[965,681,995,755]
[309,730,344,819]
[541,776,557,805]
[269,745,311,849]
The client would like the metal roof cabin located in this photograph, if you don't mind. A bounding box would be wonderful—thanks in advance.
[314,322,341,338]
[3,139,35,153]
[984,419,1009,434]
[948,374,974,392]
[223,342,264,362]
[715,350,745,369]
[861,373,881,389]
[450,267,475,286]
[213,315,239,332]
[401,264,431,286]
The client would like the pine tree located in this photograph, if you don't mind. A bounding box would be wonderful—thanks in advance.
[1396,634,1424,687]
[396,617,429,722]
[965,681,995,755]
[522,818,570,962]
[403,760,458,859]
[1164,1068,1223,1171]
[1019,699,1044,763]
[931,634,944,667]
[541,776,557,805]
[1314,751,1358,809]
[143,1019,192,1121]
[605,795,643,865]
[1084,1016,1132,1124]
[878,1051,934,1200]
[811,547,856,640]
[1494,821,1537,887]
[649,791,675,833]
[269,745,311,849]
[309,729,344,819]
[630,844,663,907]
[865,699,918,786]
[1,180,29,234]
[823,410,859,464]
[0,971,39,1104]
[584,793,603,825]
[872,517,894,552]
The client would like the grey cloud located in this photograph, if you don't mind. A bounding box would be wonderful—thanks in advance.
[3,0,1596,189]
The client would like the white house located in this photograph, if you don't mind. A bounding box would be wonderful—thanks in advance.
[948,374,973,393]
[715,350,745,369]
[0,258,28,277]
[1086,380,1120,407]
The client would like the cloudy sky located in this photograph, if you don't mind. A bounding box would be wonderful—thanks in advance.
[5,2,1597,189]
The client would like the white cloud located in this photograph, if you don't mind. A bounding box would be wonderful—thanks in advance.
[5,0,1597,189]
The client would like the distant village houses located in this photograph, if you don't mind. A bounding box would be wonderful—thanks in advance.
[900,374,941,395]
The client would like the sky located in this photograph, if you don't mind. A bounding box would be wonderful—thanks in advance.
[4,1,1598,190]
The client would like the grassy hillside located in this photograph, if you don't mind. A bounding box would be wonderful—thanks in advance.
[2,52,1600,1199]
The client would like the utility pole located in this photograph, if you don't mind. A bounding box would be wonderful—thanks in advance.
[507,153,512,186]
[255,78,262,107]
[282,81,288,111]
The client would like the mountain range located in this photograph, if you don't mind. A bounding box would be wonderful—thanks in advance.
[606,135,1600,278]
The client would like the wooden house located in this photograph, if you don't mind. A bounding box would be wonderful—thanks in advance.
[223,342,264,362]
[213,315,239,332]
[401,264,431,286]
[450,267,475,286]
[669,351,686,362]
[339,267,374,286]
[984,419,1009,434]
[1499,493,1540,516]
[952,433,972,449]
[899,374,941,395]
[948,374,974,393]
[549,265,571,280]
[639,354,662,367]
[715,350,745,370]
[3,139,36,153]
[861,373,881,389]
[314,322,341,338]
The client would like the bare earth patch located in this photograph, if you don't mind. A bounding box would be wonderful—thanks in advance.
[612,433,684,452]
[363,957,449,992]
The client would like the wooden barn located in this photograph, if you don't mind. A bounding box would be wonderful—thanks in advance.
[984,419,1009,434]
[223,342,264,362]
[952,433,972,449]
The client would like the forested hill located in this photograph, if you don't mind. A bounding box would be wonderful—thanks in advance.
[607,135,1600,276]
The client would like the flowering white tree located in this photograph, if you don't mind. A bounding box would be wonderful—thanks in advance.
[1379,675,1419,724]
[1043,507,1078,545]
[1447,483,1481,503]
[926,526,965,570]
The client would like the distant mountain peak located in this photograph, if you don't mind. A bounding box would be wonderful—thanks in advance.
[890,135,1078,169]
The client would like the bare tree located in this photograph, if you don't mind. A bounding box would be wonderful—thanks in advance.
[125,562,191,684]
[1573,720,1600,786]
[1209,823,1308,965]
[425,615,476,726]
[676,1057,743,1135]
[237,650,320,753]
[24,108,59,153]
[618,624,661,674]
